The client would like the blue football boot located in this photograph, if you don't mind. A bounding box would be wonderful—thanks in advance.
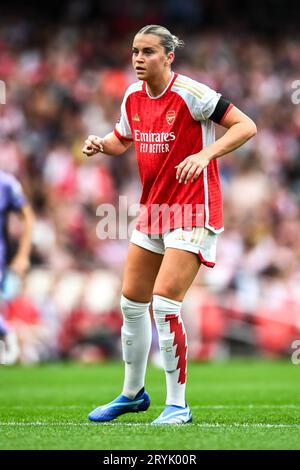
[151,404,192,425]
[88,387,150,422]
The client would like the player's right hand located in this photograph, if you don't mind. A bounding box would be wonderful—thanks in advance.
[82,135,104,156]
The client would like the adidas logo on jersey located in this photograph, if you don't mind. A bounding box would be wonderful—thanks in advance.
[133,113,140,121]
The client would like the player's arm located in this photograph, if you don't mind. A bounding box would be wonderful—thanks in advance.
[176,105,257,184]
[206,105,257,159]
[82,131,132,157]
[9,204,34,277]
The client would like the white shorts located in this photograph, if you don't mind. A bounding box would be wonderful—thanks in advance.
[130,227,218,268]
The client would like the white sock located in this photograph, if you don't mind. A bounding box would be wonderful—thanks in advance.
[121,295,152,399]
[152,295,187,408]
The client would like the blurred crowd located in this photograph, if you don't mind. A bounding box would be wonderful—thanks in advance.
[1,9,300,363]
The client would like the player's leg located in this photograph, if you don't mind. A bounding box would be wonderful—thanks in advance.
[151,227,218,424]
[89,241,163,422]
[120,242,163,399]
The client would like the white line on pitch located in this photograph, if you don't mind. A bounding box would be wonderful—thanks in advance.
[1,422,300,428]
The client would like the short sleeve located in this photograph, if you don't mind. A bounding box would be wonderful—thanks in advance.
[172,76,222,122]
[192,83,221,121]
[114,94,133,142]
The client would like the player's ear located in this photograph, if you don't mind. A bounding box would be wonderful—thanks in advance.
[166,52,175,66]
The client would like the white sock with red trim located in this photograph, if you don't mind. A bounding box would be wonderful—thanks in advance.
[121,295,152,399]
[152,295,187,408]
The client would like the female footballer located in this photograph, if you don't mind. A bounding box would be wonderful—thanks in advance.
[82,25,256,425]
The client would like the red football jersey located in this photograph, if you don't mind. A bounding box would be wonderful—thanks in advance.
[114,72,229,235]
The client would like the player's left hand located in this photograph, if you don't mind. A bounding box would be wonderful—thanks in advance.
[175,151,211,184]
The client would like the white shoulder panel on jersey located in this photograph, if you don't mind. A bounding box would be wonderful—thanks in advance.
[171,74,221,121]
[115,81,143,140]
[123,80,143,100]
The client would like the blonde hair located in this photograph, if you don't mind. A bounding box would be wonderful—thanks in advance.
[136,25,185,54]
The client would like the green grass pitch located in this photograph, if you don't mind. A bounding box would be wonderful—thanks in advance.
[0,360,299,450]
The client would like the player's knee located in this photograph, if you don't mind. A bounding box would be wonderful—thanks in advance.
[153,285,183,302]
[121,286,152,304]
[153,269,186,300]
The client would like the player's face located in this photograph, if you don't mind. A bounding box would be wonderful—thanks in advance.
[132,34,173,82]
